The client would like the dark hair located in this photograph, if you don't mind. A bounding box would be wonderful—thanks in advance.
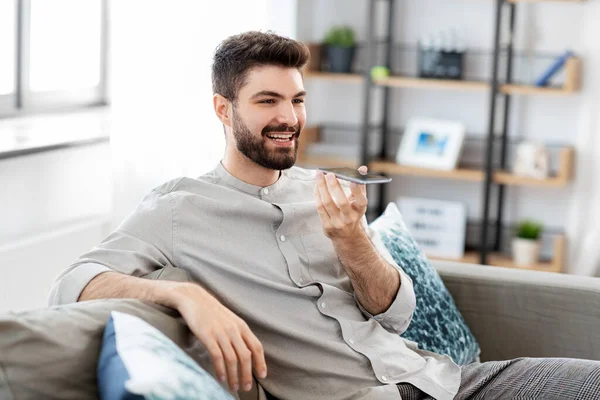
[212,31,310,103]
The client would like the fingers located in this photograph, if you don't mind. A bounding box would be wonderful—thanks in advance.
[314,169,369,237]
[217,334,240,392]
[188,316,261,393]
[350,181,368,210]
[177,287,267,394]
[231,334,253,392]
[314,181,332,228]
[357,165,368,196]
[316,171,361,219]
[324,173,353,215]
[212,323,266,393]
[232,322,267,392]
[316,173,345,227]
[203,337,228,386]
[241,324,267,379]
[315,172,337,215]
[350,165,368,209]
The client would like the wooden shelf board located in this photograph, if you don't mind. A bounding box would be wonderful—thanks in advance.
[507,0,583,3]
[304,72,364,83]
[369,161,485,181]
[306,74,579,96]
[430,252,562,273]
[500,84,575,96]
[374,76,490,91]
[493,171,569,187]
[299,157,572,187]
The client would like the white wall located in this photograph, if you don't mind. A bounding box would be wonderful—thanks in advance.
[299,0,600,275]
[0,1,299,313]
[0,113,113,313]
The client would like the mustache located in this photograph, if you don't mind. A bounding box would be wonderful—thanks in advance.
[262,124,301,136]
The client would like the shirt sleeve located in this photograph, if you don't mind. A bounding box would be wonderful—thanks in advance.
[48,189,175,306]
[354,219,417,335]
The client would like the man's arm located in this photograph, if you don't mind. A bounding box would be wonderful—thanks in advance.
[329,229,399,315]
[78,271,267,394]
[78,270,180,307]
[314,167,415,327]
[50,188,265,394]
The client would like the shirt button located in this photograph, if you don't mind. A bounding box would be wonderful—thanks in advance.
[280,235,286,242]
[263,188,269,195]
[348,339,355,345]
[320,302,326,309]
[381,376,387,382]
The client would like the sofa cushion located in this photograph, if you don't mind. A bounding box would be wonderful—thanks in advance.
[98,311,233,400]
[369,202,481,365]
[0,299,193,400]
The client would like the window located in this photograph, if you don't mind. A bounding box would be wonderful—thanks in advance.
[0,0,108,117]
[0,1,16,111]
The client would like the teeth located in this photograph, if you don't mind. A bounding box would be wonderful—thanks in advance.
[267,133,293,139]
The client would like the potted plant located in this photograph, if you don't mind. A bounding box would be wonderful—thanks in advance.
[512,220,543,266]
[323,25,356,73]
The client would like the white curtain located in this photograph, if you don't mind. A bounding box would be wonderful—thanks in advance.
[567,1,600,276]
[108,0,297,227]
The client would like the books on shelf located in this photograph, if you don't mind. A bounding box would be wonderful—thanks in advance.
[534,50,574,87]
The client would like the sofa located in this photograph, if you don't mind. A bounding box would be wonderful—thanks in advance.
[1,260,600,400]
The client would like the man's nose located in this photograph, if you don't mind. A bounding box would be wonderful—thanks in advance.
[276,103,299,126]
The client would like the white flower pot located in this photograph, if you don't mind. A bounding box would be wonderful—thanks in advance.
[512,238,541,267]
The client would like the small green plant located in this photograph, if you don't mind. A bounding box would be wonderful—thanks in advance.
[323,26,356,47]
[516,220,543,240]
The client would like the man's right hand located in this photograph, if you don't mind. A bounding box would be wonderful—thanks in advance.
[172,283,267,393]
[78,271,265,393]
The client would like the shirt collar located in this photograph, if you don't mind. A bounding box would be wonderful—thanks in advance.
[214,162,288,196]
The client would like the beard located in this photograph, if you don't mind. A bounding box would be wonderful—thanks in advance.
[231,109,301,171]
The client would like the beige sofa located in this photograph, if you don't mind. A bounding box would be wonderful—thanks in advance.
[1,261,599,399]
[435,260,600,362]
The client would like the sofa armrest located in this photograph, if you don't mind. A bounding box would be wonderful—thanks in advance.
[433,260,600,362]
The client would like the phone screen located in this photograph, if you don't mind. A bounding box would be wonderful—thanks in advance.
[317,167,392,184]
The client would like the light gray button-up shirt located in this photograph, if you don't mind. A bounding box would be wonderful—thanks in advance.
[49,163,460,400]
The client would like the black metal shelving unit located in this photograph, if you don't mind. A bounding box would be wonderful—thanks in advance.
[357,0,579,267]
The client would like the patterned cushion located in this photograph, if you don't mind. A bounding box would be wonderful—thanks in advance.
[369,202,480,365]
[98,311,234,400]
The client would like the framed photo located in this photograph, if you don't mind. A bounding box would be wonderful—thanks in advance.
[397,197,467,259]
[396,118,466,170]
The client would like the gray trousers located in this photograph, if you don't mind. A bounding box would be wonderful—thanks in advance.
[242,357,600,399]
[398,357,600,400]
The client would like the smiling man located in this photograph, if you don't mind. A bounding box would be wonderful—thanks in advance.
[50,31,600,400]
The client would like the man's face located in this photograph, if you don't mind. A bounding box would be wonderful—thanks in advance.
[230,66,306,171]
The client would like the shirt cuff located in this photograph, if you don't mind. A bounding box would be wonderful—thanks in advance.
[48,262,112,306]
[355,267,416,334]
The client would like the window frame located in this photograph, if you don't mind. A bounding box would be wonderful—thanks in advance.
[0,0,109,119]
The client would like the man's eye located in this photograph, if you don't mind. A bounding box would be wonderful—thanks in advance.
[260,99,276,104]
[293,99,305,104]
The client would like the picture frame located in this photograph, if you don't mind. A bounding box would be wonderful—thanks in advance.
[396,118,466,170]
[397,196,467,259]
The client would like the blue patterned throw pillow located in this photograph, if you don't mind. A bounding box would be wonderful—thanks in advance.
[369,203,480,365]
[98,311,234,400]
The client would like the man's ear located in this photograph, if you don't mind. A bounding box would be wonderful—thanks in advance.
[213,94,232,127]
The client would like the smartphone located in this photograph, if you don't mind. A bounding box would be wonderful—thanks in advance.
[317,167,392,184]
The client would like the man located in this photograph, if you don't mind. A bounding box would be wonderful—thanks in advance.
[50,32,600,400]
